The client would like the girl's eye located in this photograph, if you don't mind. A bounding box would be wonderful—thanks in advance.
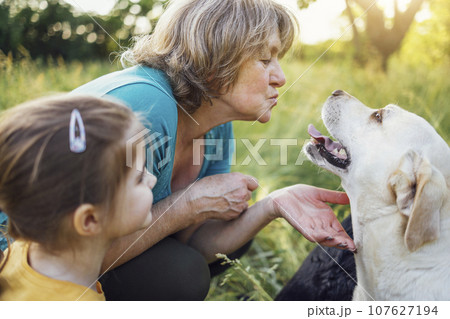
[138,168,152,184]
[137,169,147,184]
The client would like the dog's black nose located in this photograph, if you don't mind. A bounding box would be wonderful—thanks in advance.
[332,90,345,96]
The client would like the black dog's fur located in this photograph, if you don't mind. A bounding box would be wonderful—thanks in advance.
[275,216,356,301]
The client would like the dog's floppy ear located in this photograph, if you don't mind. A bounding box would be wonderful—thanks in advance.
[389,150,446,252]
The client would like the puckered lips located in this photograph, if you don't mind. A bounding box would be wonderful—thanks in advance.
[308,124,350,169]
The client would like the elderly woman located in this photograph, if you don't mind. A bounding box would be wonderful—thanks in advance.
[71,0,355,300]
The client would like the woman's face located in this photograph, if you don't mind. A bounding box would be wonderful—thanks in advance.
[218,31,286,123]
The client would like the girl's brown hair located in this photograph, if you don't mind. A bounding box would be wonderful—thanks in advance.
[0,95,141,252]
[121,0,298,113]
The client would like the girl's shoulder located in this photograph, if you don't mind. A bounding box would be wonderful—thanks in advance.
[0,241,105,301]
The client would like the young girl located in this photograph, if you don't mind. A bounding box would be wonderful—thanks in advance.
[0,95,156,300]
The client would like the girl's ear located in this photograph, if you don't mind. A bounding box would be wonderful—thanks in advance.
[72,204,103,236]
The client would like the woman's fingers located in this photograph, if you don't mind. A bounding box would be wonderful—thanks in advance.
[313,218,355,251]
[190,173,259,221]
[244,174,259,191]
[302,221,355,252]
[269,184,355,252]
[316,188,350,205]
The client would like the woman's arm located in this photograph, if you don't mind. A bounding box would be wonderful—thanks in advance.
[101,172,258,272]
[187,184,356,263]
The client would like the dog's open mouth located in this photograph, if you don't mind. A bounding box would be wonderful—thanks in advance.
[308,124,350,169]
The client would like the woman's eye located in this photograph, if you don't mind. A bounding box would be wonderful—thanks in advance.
[261,58,271,65]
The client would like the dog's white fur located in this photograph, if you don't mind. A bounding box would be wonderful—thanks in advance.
[305,91,450,301]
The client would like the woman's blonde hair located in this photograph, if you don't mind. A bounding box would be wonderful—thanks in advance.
[0,95,142,252]
[122,0,298,113]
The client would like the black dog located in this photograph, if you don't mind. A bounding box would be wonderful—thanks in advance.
[275,215,356,301]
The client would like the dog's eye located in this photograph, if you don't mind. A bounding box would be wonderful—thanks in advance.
[371,110,383,123]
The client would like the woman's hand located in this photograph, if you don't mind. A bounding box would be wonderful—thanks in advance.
[268,184,356,252]
[188,172,259,223]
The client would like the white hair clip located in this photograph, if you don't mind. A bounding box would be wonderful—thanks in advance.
[69,109,86,153]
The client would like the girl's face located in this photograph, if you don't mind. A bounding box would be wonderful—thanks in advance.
[217,31,286,123]
[107,165,157,238]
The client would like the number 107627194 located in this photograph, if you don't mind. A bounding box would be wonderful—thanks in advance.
[368,305,438,316]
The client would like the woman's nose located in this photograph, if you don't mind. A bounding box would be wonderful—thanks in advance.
[270,60,286,88]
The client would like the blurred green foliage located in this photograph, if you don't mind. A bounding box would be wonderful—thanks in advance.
[297,0,316,9]
[1,0,449,70]
[399,0,450,67]
[0,0,164,61]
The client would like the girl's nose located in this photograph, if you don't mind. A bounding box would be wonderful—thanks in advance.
[146,172,157,189]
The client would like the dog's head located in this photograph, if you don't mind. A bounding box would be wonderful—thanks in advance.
[304,90,449,252]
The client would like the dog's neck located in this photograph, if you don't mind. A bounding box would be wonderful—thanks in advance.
[349,192,450,301]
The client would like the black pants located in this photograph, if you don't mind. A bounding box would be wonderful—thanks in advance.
[99,237,252,301]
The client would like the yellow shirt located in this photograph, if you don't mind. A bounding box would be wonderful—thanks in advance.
[0,240,105,301]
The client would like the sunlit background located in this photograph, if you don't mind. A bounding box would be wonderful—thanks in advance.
[2,0,443,69]
[62,0,432,44]
[1,0,449,301]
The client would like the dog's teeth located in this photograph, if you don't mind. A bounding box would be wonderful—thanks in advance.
[339,149,347,157]
[331,148,348,159]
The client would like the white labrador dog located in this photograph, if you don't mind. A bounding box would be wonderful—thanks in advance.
[304,90,450,300]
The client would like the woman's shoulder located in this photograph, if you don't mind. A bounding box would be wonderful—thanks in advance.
[72,65,178,133]
[72,65,174,101]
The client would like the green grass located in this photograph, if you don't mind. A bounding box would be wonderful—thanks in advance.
[1,54,449,301]
[0,52,121,110]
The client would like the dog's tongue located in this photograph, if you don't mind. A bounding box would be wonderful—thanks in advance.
[308,124,343,152]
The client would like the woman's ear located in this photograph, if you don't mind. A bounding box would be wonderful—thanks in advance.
[72,204,103,237]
